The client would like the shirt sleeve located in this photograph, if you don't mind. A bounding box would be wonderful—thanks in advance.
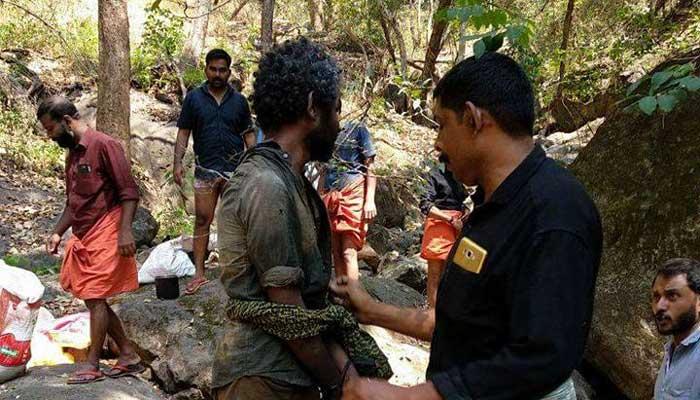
[431,230,595,400]
[100,140,139,202]
[239,172,304,288]
[358,125,376,159]
[176,93,195,130]
[419,170,439,216]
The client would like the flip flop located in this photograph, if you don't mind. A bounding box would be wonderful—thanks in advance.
[67,369,105,385]
[104,362,146,378]
[184,277,209,295]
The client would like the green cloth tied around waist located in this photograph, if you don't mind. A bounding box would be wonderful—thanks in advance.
[226,299,393,380]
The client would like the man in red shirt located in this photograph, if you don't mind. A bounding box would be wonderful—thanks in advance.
[37,96,144,384]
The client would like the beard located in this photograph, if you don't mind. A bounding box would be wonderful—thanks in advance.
[438,152,450,165]
[305,111,338,162]
[208,77,226,89]
[655,304,699,336]
[53,123,77,149]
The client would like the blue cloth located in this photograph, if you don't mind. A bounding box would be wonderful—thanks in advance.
[177,83,252,179]
[654,326,700,399]
[323,123,376,191]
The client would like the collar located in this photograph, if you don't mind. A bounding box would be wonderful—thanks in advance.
[200,82,234,102]
[488,145,546,205]
[665,324,700,352]
[73,128,95,151]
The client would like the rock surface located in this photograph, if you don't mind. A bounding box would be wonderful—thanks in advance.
[0,364,166,400]
[132,206,159,247]
[571,90,700,398]
[361,275,426,308]
[378,253,427,293]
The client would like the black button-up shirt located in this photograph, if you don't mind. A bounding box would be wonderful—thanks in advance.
[428,146,602,400]
[176,83,252,178]
[419,167,468,215]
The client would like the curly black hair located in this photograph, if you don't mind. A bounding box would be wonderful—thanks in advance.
[252,37,341,133]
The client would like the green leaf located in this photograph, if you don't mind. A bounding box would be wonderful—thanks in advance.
[670,63,694,78]
[150,0,162,10]
[657,94,678,113]
[482,33,504,52]
[668,87,688,103]
[650,71,672,94]
[638,96,657,115]
[678,76,700,92]
[474,40,486,59]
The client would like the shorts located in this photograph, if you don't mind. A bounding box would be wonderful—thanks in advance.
[194,176,227,195]
[322,178,367,250]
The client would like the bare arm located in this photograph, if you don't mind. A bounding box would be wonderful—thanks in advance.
[363,156,377,220]
[266,285,346,397]
[173,128,191,186]
[331,276,435,341]
[47,204,73,254]
[117,199,138,257]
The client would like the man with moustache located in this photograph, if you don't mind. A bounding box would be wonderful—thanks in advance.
[173,48,253,295]
[332,52,602,400]
[212,37,358,400]
[651,258,700,399]
[37,96,143,384]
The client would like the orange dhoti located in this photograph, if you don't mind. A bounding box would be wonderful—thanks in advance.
[60,206,139,300]
[322,178,367,250]
[420,210,463,261]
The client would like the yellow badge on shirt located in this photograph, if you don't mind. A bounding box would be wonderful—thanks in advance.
[453,237,488,274]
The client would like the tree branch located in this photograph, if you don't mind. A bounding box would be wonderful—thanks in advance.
[0,0,70,47]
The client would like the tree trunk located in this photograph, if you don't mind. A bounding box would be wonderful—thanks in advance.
[456,19,467,62]
[181,0,211,68]
[321,0,333,31]
[420,0,452,86]
[555,0,575,100]
[97,0,131,152]
[260,0,275,53]
[307,0,318,31]
[378,11,397,65]
[390,16,408,78]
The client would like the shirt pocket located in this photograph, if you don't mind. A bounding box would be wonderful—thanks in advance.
[73,171,102,197]
[437,262,490,321]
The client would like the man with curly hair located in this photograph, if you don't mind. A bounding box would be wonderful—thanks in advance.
[212,37,358,400]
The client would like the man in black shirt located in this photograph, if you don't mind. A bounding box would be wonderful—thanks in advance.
[332,52,602,400]
[419,165,468,307]
[173,49,253,295]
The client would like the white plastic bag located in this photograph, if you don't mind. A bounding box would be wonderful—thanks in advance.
[0,262,45,383]
[27,309,90,368]
[138,237,196,284]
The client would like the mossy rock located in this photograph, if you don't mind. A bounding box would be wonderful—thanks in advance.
[570,90,700,399]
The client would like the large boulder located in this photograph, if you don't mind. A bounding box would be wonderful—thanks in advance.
[378,253,427,294]
[570,89,700,398]
[113,269,225,399]
[0,364,167,400]
[361,275,426,309]
[132,207,159,247]
[374,178,408,229]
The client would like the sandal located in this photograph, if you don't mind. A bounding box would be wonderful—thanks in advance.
[67,369,105,385]
[104,362,146,378]
[184,277,209,295]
